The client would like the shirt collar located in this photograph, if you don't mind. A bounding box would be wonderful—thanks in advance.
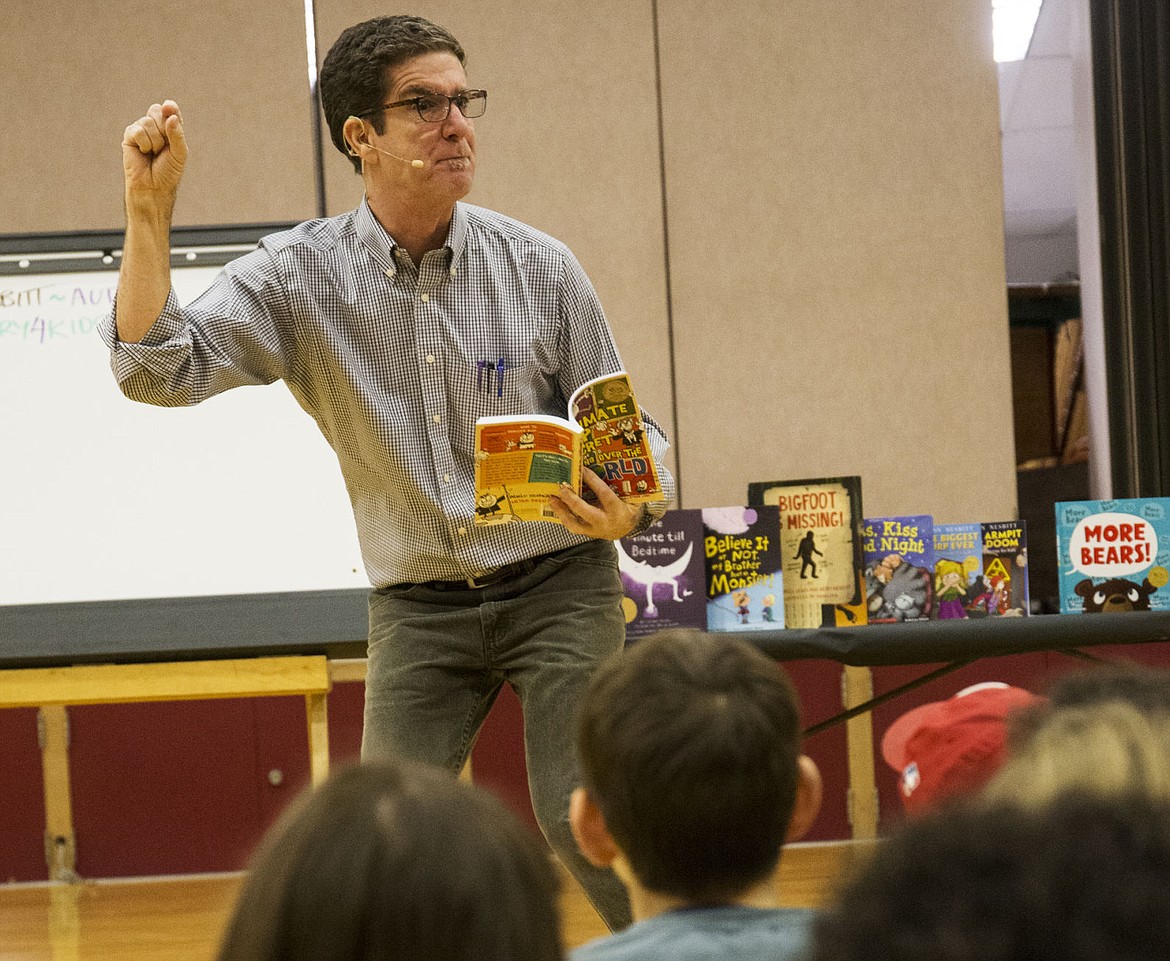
[355,197,467,275]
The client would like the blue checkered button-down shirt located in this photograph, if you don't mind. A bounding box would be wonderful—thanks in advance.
[102,199,674,587]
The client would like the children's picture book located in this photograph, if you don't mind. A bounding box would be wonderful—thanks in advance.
[617,509,707,640]
[747,476,866,629]
[617,506,784,639]
[979,520,1030,617]
[701,506,784,632]
[930,521,1030,619]
[473,370,662,525]
[1055,498,1170,614]
[862,515,934,623]
[932,523,984,620]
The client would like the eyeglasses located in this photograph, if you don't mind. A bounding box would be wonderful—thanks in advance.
[364,89,488,123]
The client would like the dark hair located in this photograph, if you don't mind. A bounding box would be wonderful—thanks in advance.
[216,760,563,961]
[318,15,465,172]
[812,792,1170,961]
[577,629,802,903]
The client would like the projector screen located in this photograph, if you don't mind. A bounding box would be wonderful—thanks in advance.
[0,228,367,606]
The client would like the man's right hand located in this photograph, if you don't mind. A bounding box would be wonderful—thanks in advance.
[115,101,187,344]
[122,100,187,204]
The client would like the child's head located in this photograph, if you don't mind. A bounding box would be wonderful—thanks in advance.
[217,760,562,961]
[881,682,1040,815]
[572,629,820,904]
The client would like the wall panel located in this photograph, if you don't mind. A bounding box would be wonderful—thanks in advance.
[657,0,1017,520]
[1,0,318,231]
[314,2,677,474]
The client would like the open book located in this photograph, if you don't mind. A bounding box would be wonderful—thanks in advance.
[473,370,662,525]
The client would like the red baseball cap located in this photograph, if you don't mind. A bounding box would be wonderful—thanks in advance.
[881,682,1041,815]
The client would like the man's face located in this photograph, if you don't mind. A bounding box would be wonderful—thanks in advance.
[375,51,478,201]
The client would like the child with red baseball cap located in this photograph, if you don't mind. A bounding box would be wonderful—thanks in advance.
[880,682,1042,814]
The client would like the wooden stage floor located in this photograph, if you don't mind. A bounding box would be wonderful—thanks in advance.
[0,841,868,961]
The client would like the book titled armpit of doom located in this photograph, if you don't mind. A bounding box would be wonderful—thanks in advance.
[473,370,662,525]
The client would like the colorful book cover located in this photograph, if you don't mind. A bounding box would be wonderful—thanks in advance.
[978,521,1030,617]
[474,370,662,526]
[1055,498,1170,614]
[862,515,934,623]
[701,506,784,632]
[932,522,984,620]
[617,509,706,640]
[747,476,867,629]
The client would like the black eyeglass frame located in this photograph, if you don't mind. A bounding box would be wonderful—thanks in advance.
[359,90,488,123]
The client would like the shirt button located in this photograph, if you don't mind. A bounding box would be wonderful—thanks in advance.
[449,267,457,276]
[421,293,430,303]
[443,473,451,483]
[433,414,441,424]
[458,527,468,536]
[426,354,435,364]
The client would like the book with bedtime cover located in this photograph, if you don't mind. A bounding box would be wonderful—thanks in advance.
[618,509,707,640]
[932,523,984,620]
[1055,498,1170,614]
[473,370,662,525]
[978,521,1030,617]
[747,476,867,629]
[701,506,784,632]
[862,515,934,623]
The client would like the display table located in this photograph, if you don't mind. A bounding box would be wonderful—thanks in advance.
[4,591,1169,866]
[4,588,1169,668]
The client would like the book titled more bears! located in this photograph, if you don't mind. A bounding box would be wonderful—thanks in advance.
[1056,498,1170,614]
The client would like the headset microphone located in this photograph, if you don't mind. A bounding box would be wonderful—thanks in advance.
[368,144,425,168]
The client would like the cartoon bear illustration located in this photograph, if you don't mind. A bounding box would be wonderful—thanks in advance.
[1074,577,1158,613]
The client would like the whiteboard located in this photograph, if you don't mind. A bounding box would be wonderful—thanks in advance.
[0,251,367,605]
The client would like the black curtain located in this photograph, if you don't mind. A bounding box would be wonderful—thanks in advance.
[1091,1,1170,497]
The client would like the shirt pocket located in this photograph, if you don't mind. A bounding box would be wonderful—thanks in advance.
[464,359,557,419]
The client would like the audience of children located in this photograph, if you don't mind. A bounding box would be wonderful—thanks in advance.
[214,642,1170,961]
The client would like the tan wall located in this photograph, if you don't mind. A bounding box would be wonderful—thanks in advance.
[0,0,318,231]
[658,0,1015,519]
[2,0,1015,522]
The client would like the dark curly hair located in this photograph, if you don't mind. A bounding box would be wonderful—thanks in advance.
[319,15,465,173]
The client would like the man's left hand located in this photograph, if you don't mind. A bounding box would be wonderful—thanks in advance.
[547,469,642,540]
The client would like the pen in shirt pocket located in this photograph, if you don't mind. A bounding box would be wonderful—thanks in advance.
[475,357,508,397]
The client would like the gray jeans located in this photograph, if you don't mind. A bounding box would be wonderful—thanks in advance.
[362,538,631,930]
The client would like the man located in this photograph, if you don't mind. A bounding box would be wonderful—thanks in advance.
[106,14,673,929]
[569,630,823,960]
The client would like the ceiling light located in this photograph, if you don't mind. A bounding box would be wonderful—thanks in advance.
[993,0,1042,63]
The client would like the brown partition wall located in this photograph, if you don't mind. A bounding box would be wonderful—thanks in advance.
[657,0,1017,519]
